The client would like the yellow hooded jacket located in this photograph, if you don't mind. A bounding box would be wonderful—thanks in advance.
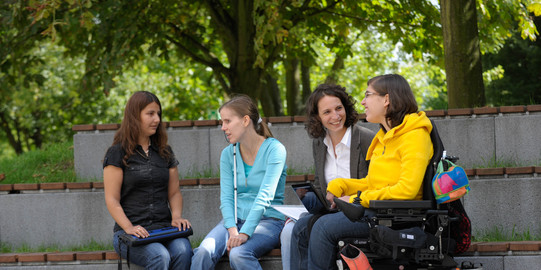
[327,112,433,208]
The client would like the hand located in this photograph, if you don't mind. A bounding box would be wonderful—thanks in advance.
[296,188,308,199]
[172,218,191,231]
[227,233,249,251]
[326,191,337,208]
[127,225,149,238]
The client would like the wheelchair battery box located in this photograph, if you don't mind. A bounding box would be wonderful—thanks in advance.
[120,226,193,247]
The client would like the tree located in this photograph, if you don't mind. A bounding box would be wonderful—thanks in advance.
[19,0,448,116]
[483,15,541,106]
[1,1,58,154]
[440,0,486,108]
[6,0,535,125]
[439,0,540,109]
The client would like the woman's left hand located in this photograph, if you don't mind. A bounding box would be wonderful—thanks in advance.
[172,218,191,230]
[227,233,249,251]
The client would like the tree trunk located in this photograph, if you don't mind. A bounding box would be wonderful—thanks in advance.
[0,111,23,155]
[325,55,344,85]
[299,61,312,115]
[285,57,300,116]
[260,73,284,116]
[206,0,272,113]
[440,0,485,109]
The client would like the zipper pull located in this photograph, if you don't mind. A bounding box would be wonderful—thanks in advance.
[382,146,386,155]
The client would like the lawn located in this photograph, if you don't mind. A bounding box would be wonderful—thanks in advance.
[0,141,80,184]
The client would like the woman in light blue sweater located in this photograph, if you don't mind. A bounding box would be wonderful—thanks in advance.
[191,95,287,270]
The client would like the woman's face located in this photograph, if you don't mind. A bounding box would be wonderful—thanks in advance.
[361,85,389,125]
[220,107,248,144]
[139,102,161,138]
[317,95,346,134]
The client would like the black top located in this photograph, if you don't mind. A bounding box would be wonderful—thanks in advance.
[103,143,179,232]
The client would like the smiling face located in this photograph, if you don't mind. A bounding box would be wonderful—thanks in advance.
[317,95,347,135]
[139,102,161,139]
[361,85,389,127]
[220,107,248,144]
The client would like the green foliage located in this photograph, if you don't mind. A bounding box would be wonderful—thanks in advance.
[1,0,539,157]
[482,16,541,106]
[476,0,539,54]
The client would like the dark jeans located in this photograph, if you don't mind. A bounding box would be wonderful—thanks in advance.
[114,230,192,270]
[290,210,375,270]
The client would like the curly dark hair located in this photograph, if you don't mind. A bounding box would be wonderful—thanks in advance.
[305,83,359,138]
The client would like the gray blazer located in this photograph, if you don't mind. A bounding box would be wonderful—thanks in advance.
[312,124,375,208]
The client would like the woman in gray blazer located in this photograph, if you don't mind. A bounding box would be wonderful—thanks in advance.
[280,83,375,269]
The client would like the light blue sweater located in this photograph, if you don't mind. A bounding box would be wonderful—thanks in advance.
[220,138,287,236]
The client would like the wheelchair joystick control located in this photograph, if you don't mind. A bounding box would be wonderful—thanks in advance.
[334,192,365,222]
[352,191,362,205]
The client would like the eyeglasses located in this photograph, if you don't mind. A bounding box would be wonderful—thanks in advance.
[363,91,380,99]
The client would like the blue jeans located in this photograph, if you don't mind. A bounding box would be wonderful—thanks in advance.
[280,219,295,270]
[191,218,284,270]
[114,230,193,270]
[290,210,375,270]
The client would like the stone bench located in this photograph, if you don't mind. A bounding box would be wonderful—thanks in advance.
[3,243,541,270]
[0,249,282,270]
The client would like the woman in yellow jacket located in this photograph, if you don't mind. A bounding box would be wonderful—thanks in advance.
[290,74,433,270]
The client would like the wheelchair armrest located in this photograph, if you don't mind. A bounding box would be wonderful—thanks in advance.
[369,200,432,209]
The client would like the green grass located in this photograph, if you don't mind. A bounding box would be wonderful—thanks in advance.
[287,166,314,176]
[472,154,528,169]
[1,238,204,254]
[179,166,219,179]
[473,225,541,242]
[1,240,113,253]
[0,141,81,184]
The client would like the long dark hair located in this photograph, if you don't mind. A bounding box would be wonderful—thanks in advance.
[367,74,418,130]
[305,83,359,138]
[219,94,273,138]
[112,91,171,166]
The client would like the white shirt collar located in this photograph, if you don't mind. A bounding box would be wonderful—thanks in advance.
[323,126,352,149]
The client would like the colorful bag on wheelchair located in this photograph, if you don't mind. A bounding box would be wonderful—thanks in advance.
[432,159,470,204]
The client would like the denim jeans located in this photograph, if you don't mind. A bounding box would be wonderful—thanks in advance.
[113,230,193,270]
[191,218,284,270]
[290,210,375,270]
[280,219,295,270]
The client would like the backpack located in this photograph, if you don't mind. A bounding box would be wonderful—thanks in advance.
[447,200,471,254]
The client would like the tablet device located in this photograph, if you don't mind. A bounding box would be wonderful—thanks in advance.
[120,226,193,247]
[291,183,338,214]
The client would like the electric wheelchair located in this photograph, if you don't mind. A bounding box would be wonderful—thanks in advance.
[334,120,471,270]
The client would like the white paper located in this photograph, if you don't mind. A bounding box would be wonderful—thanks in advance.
[271,205,308,221]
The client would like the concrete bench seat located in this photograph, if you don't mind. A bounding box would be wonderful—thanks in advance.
[3,243,541,269]
[0,249,282,270]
